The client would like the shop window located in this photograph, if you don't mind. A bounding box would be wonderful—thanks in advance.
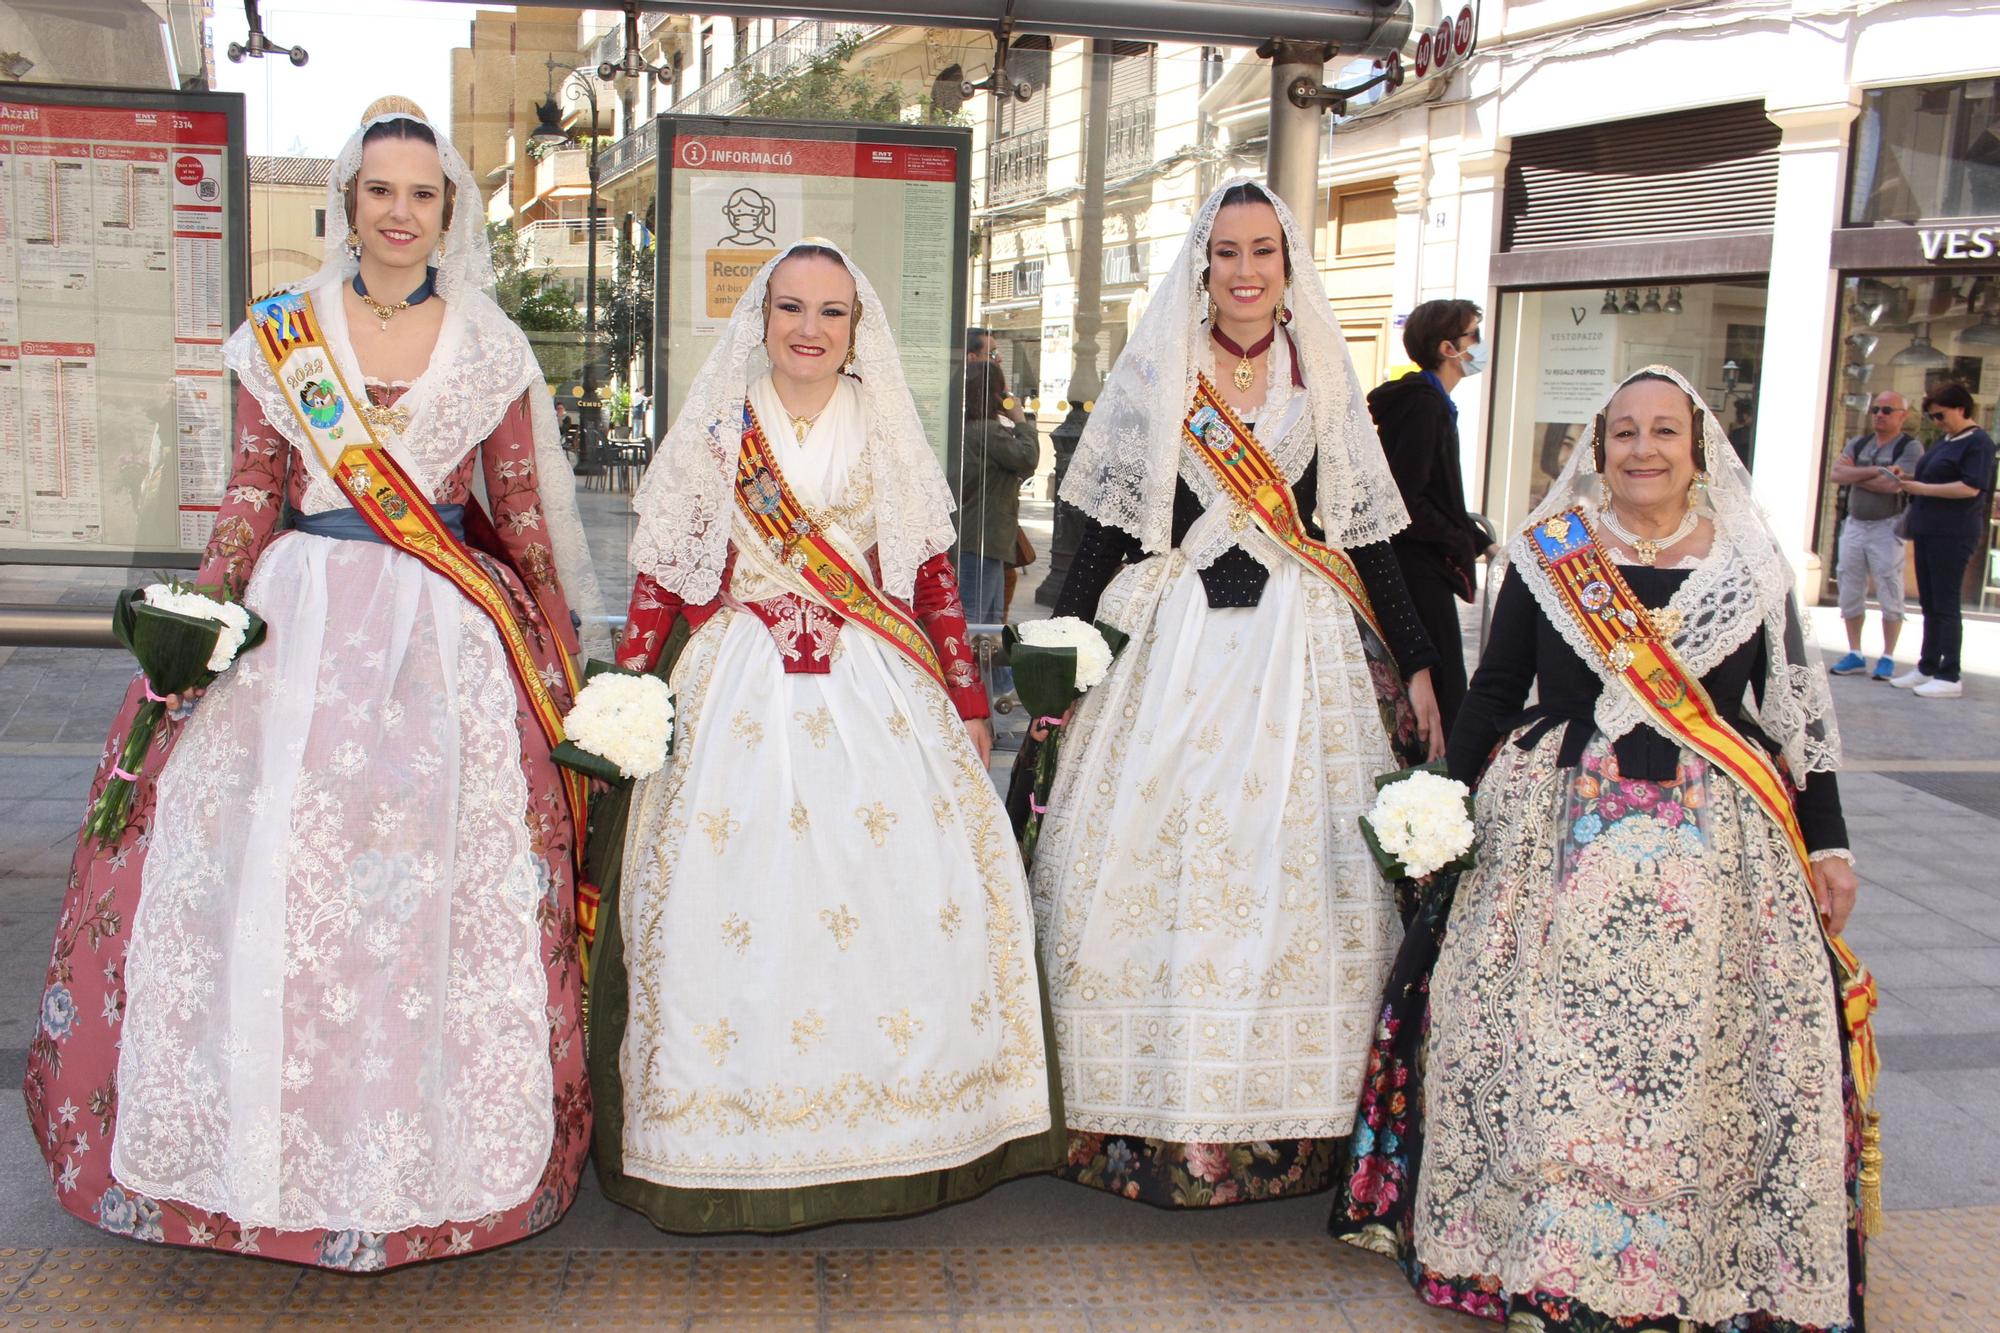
[1848,80,2000,225]
[1816,273,2000,609]
[1484,282,1768,532]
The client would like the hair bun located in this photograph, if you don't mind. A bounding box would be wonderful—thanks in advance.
[361,95,429,125]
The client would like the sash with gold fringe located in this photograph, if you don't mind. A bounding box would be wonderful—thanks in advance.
[732,403,945,687]
[1527,507,1881,1109]
[1182,373,1385,641]
[246,291,594,959]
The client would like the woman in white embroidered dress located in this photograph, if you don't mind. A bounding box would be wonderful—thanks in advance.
[24,99,608,1270]
[1026,179,1443,1207]
[1332,367,1865,1331]
[593,242,1062,1231]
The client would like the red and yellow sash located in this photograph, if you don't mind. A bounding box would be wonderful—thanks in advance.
[1529,505,1879,1098]
[1182,373,1385,641]
[247,291,592,941]
[732,403,945,687]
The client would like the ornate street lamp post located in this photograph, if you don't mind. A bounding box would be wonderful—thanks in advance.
[529,61,605,464]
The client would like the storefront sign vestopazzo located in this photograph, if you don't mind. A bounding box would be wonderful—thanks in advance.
[1919,223,2000,261]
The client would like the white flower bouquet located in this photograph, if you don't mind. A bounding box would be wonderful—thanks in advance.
[1004,615,1128,863]
[554,666,677,783]
[86,582,266,846]
[1359,762,1477,882]
[551,661,677,979]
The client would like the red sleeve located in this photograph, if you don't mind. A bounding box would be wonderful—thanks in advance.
[912,551,989,721]
[481,392,581,656]
[617,572,683,672]
[195,385,294,598]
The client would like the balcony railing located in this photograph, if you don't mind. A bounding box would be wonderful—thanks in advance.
[600,118,658,185]
[988,129,1048,206]
[670,19,882,118]
[1107,99,1155,176]
[518,217,613,274]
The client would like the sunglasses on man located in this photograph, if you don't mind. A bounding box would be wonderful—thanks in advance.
[1869,405,1902,414]
[1927,411,1947,422]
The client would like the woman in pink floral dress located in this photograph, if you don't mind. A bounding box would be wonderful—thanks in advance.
[23,98,608,1271]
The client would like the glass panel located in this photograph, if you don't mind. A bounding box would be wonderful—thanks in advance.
[1848,79,2000,225]
[1485,282,1769,535]
[1816,273,2000,609]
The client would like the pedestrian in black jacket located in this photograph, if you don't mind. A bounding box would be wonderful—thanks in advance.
[1369,298,1490,732]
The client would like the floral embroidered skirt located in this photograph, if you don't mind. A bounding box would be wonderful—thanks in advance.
[1330,727,1866,1331]
[592,610,1062,1232]
[1029,552,1421,1208]
[24,535,591,1270]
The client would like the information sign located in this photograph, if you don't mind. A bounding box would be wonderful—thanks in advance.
[657,117,971,466]
[0,88,246,567]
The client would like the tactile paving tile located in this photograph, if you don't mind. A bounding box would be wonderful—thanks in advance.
[550,1249,693,1315]
[1084,1308,1225,1333]
[819,1248,951,1314]
[6,1248,182,1316]
[417,1250,568,1316]
[954,1312,1093,1332]
[1332,1294,1479,1330]
[285,1258,434,1314]
[686,1250,818,1316]
[1068,1244,1205,1311]
[941,1246,1081,1311]
[0,1253,46,1304]
[155,1250,300,1315]
[1188,1238,1356,1304]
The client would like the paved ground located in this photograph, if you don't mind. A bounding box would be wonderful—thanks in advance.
[0,492,1995,1327]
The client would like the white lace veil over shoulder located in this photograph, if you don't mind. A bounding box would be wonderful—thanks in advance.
[1058,176,1408,553]
[1507,364,1840,778]
[628,240,958,604]
[219,100,610,658]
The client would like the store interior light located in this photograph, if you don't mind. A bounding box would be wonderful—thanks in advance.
[1663,286,1683,314]
[1845,332,1880,360]
[1621,289,1641,315]
[1890,324,1952,369]
[1643,288,1662,314]
[1963,294,2000,345]
[1601,290,1619,315]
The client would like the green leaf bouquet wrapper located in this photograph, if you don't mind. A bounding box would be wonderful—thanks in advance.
[1004,620,1128,867]
[550,659,676,974]
[85,585,268,847]
[1356,759,1478,887]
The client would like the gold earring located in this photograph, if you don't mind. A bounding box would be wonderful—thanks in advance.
[344,228,361,259]
[1278,302,1290,324]
[842,343,857,373]
[1687,470,1711,506]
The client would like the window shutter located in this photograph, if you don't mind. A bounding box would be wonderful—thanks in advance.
[1502,102,1781,252]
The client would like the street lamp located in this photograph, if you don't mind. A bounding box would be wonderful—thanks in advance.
[529,61,605,465]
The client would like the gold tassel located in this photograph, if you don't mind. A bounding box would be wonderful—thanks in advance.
[1858,1109,1884,1237]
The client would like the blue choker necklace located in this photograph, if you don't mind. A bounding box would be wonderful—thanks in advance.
[352,266,437,330]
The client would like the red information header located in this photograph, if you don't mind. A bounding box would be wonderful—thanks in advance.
[0,102,228,147]
[671,134,956,183]
[22,341,97,357]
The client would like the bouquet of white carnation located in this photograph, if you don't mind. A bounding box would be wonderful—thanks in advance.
[85,582,267,847]
[554,666,676,782]
[1003,615,1128,864]
[551,660,678,982]
[1360,763,1477,882]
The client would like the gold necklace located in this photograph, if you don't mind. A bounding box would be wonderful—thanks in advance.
[1597,503,1698,566]
[357,291,410,332]
[789,407,827,442]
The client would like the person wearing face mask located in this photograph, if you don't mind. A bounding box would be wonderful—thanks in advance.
[1367,299,1491,733]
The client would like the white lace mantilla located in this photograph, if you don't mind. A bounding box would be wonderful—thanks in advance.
[1060,176,1408,555]
[1506,365,1840,778]
[629,241,957,605]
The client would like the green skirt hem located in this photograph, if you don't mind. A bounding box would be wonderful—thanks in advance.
[585,660,1067,1233]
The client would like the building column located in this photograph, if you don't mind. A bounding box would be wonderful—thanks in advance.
[1390,163,1428,327]
[1452,144,1508,484]
[1758,96,1859,585]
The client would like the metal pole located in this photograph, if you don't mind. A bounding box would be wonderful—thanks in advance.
[1038,38,1114,608]
[582,81,602,459]
[1264,39,1330,236]
[0,605,117,649]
